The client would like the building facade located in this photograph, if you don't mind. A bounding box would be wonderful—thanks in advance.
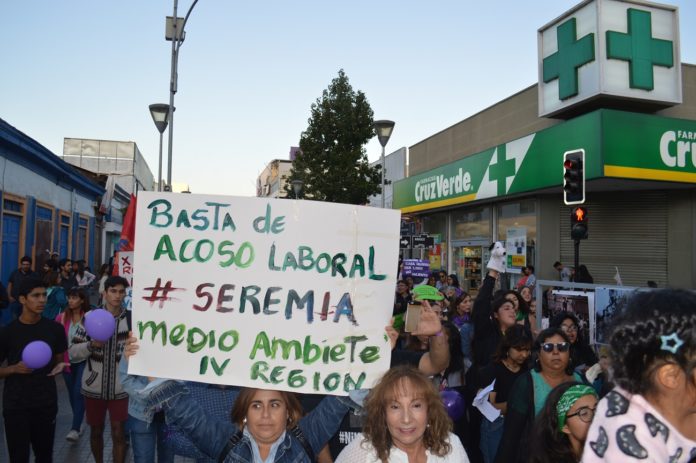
[394,0,696,290]
[0,119,104,281]
[63,138,155,194]
[257,159,293,198]
[367,147,408,209]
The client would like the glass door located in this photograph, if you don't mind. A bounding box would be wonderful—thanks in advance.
[453,241,488,296]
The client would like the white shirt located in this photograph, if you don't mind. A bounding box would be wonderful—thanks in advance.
[335,432,469,463]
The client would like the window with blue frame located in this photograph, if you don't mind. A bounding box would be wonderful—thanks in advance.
[35,205,53,271]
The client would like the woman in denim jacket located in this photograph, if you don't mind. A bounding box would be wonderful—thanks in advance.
[125,336,353,462]
[119,357,175,462]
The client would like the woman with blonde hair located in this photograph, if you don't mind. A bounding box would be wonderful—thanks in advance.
[336,365,469,462]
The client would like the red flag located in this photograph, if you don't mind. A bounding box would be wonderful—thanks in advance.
[118,194,137,251]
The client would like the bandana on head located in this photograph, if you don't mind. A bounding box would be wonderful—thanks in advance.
[556,384,597,431]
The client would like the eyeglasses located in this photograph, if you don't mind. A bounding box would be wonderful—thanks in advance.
[560,324,578,333]
[566,406,596,423]
[541,342,570,353]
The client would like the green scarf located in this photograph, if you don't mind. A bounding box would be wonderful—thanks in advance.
[556,384,597,431]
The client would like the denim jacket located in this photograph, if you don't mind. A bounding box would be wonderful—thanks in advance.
[141,380,352,463]
[119,357,152,422]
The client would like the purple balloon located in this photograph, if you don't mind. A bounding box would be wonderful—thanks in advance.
[85,309,116,342]
[22,340,52,369]
[440,389,465,421]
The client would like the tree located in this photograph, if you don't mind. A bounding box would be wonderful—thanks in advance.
[285,69,382,204]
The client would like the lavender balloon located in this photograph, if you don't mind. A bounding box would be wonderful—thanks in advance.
[85,309,116,342]
[440,389,465,421]
[22,340,52,369]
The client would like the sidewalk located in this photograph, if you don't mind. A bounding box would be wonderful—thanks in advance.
[0,375,195,462]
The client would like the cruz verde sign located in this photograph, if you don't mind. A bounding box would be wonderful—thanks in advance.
[393,110,696,212]
[538,0,681,117]
[603,111,696,182]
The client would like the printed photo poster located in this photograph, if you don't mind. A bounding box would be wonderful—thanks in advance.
[549,290,596,344]
[594,287,638,345]
[128,192,401,395]
[505,227,526,274]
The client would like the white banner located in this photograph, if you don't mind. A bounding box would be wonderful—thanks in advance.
[128,192,400,395]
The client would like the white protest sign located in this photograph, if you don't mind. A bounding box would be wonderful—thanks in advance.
[128,192,400,395]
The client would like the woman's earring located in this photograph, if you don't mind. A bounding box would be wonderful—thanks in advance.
[243,417,247,425]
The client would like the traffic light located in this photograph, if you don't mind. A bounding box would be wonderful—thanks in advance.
[563,149,585,205]
[571,206,588,240]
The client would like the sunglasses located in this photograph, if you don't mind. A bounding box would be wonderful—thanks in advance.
[541,342,570,353]
[566,406,596,423]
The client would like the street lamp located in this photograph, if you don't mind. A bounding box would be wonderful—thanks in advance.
[374,120,395,208]
[291,180,304,199]
[164,0,199,188]
[148,103,171,192]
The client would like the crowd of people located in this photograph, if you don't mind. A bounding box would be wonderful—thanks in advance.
[1,244,695,462]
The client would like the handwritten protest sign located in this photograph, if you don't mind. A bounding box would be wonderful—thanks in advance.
[128,192,400,395]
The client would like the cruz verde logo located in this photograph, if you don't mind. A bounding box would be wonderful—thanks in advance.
[606,8,673,91]
[414,169,472,202]
[543,18,595,100]
[660,130,696,168]
[477,134,534,200]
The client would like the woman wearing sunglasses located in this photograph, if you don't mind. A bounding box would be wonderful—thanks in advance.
[528,382,598,462]
[493,328,585,463]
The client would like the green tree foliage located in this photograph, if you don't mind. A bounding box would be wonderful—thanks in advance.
[285,69,382,204]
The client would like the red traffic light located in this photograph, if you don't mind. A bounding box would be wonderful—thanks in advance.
[571,206,588,223]
[563,150,585,205]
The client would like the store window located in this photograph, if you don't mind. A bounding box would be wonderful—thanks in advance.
[451,207,491,294]
[35,205,53,271]
[497,199,537,283]
[76,216,89,261]
[420,213,448,273]
[451,207,491,241]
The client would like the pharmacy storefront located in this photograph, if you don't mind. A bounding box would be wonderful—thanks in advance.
[394,109,696,290]
[394,0,696,290]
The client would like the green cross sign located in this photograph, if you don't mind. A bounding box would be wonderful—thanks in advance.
[488,144,516,196]
[606,8,674,91]
[543,18,595,100]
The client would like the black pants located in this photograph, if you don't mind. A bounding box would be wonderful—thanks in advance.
[4,406,57,463]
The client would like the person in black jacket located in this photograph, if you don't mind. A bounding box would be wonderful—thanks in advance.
[464,242,517,463]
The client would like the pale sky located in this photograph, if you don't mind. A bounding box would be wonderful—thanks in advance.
[2,1,694,196]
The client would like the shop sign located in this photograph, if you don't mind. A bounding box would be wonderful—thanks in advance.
[602,111,696,182]
[505,227,527,273]
[394,110,696,213]
[393,111,603,212]
[400,221,416,236]
[412,234,434,248]
[399,236,412,249]
[538,0,681,117]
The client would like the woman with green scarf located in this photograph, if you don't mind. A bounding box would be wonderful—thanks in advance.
[528,382,598,462]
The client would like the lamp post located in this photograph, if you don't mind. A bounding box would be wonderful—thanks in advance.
[291,180,304,199]
[164,0,199,188]
[148,104,171,192]
[374,120,395,208]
